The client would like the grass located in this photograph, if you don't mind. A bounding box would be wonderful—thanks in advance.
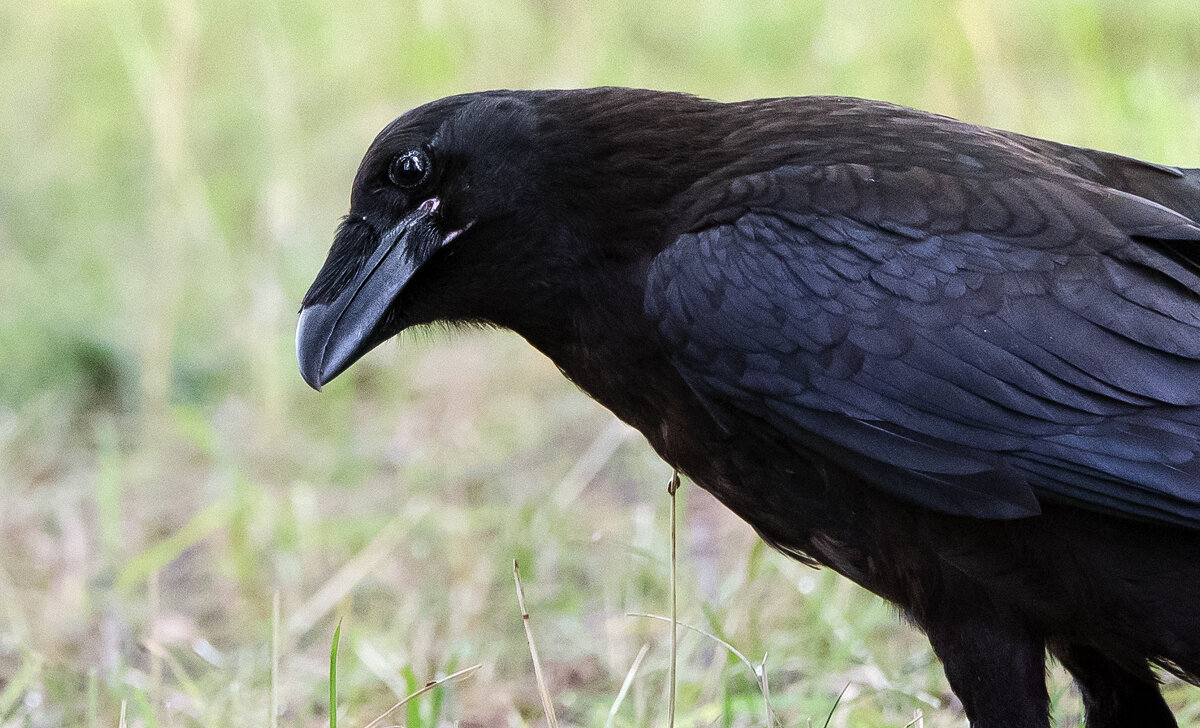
[2,0,1200,726]
[667,473,678,728]
[513,559,560,728]
[329,619,342,728]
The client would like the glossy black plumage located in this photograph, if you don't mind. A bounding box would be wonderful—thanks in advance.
[297,89,1200,727]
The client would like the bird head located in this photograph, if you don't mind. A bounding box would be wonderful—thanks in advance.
[297,88,739,390]
[296,92,563,390]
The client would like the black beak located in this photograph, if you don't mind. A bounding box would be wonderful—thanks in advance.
[296,210,433,390]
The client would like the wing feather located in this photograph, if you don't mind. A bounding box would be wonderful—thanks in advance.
[647,163,1200,526]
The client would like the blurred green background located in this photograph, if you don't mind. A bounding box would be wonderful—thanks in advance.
[1,1,1198,726]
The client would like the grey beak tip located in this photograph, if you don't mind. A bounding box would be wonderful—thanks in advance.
[296,304,330,392]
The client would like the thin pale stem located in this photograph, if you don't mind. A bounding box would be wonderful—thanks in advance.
[668,470,680,728]
[514,560,559,728]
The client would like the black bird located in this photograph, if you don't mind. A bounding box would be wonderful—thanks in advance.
[297,88,1200,727]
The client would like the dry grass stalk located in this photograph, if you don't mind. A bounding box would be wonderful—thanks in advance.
[513,559,559,728]
[667,470,680,728]
[605,643,650,728]
[627,613,780,726]
[361,663,482,728]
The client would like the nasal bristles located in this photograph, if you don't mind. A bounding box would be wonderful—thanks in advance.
[301,216,378,308]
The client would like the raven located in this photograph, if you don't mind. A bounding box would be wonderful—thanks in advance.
[297,88,1200,727]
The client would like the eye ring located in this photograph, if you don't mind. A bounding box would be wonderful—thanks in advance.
[388,149,430,188]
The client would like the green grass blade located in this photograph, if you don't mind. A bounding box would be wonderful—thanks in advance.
[821,682,851,728]
[401,666,422,728]
[329,618,343,728]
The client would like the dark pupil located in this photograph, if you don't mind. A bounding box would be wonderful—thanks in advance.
[392,153,425,186]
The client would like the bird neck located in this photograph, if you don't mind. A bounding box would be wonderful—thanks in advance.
[507,260,693,445]
[534,90,748,254]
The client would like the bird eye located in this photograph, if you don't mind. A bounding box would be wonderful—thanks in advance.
[388,150,429,188]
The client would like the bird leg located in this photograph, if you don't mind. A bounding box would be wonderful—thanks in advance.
[917,588,1050,728]
[1049,642,1178,728]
